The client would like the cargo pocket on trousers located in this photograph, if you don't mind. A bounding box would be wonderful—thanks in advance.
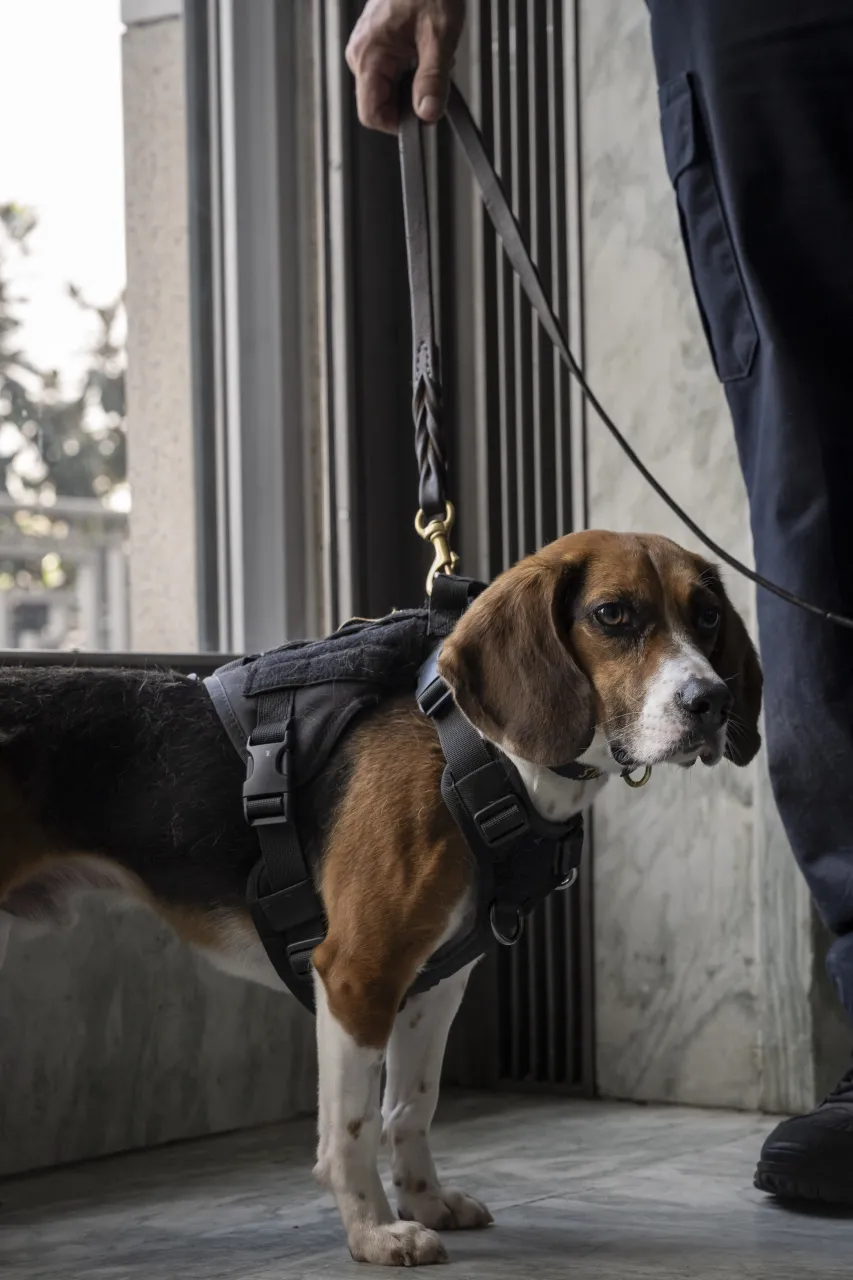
[659,72,758,383]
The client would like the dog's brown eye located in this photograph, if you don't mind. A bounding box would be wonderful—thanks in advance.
[594,603,631,628]
[697,606,721,632]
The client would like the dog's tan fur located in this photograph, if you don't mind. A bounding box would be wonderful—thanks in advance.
[314,701,471,1048]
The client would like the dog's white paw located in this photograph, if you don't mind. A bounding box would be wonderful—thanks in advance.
[398,1186,493,1232]
[349,1219,449,1267]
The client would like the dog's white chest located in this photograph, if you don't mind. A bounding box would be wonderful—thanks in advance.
[505,753,607,821]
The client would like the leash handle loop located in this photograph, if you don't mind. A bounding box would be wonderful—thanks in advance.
[400,89,451,532]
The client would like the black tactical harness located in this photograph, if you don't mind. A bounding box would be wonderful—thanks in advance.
[204,573,584,1013]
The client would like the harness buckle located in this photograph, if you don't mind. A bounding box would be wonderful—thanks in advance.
[417,674,454,719]
[474,795,530,848]
[243,725,293,826]
[286,938,324,977]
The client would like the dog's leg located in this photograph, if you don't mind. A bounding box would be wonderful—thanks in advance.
[313,967,448,1267]
[382,962,492,1231]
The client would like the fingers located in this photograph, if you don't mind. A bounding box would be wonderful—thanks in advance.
[412,17,456,123]
[350,46,407,134]
[346,1,465,133]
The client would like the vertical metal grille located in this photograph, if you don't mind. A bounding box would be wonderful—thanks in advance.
[476,0,574,568]
[490,0,588,1092]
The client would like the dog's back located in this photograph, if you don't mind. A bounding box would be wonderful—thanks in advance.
[0,668,255,929]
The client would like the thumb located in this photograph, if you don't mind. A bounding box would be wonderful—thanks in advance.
[412,22,454,123]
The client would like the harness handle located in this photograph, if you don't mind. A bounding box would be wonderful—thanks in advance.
[399,77,853,631]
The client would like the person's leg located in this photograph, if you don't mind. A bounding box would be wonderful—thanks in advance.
[647,0,853,1203]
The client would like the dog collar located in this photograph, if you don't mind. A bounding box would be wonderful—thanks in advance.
[549,760,654,789]
[549,761,604,782]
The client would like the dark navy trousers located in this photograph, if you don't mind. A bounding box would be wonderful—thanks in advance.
[647,0,853,1021]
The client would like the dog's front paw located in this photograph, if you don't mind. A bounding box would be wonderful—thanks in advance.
[398,1187,493,1232]
[349,1219,449,1266]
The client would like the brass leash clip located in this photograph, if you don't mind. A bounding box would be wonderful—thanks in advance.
[415,501,460,595]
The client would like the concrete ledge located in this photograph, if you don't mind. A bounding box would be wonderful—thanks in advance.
[122,0,182,27]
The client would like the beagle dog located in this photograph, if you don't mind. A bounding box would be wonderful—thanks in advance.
[0,530,761,1267]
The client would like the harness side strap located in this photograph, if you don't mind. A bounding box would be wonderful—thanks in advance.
[418,646,530,849]
[417,647,586,956]
[244,689,324,1011]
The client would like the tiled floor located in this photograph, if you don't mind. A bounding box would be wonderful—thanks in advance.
[2,1094,852,1278]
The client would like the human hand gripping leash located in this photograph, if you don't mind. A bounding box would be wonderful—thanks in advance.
[399,79,853,631]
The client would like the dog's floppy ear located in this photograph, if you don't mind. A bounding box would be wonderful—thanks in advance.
[437,555,595,767]
[706,572,763,766]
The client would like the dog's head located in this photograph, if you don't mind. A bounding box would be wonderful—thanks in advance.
[438,531,762,773]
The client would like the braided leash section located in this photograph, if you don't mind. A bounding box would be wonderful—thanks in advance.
[413,339,448,518]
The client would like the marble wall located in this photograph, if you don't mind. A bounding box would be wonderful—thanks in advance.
[580,0,758,1110]
[0,902,317,1177]
[579,0,846,1111]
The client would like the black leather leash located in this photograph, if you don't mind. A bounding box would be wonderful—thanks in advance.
[400,80,853,631]
[399,86,459,593]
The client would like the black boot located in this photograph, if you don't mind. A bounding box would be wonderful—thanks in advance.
[755,1062,853,1207]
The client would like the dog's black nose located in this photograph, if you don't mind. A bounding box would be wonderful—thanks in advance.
[677,677,733,728]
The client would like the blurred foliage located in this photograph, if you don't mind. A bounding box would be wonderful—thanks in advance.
[0,201,127,505]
